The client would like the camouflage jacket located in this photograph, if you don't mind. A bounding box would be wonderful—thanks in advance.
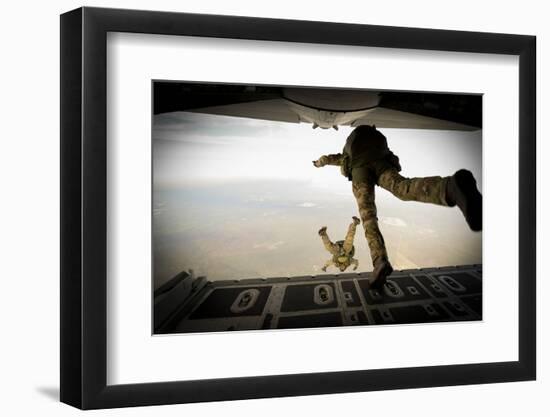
[317,126,401,183]
[317,151,401,183]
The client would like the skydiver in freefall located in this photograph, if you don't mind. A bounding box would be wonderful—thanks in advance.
[318,216,361,273]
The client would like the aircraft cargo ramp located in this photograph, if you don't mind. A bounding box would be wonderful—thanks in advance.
[154,265,482,334]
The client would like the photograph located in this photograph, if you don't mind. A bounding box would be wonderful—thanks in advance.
[152,82,483,334]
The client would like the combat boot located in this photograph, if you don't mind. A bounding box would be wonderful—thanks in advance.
[369,257,393,289]
[446,169,482,231]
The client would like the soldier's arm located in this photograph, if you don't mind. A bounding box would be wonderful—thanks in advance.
[313,153,344,167]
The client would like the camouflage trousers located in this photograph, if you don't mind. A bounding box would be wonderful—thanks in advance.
[352,167,450,266]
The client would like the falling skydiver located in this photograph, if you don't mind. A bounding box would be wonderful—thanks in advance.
[318,216,361,273]
[313,125,482,289]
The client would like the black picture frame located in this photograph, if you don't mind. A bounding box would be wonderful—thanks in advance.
[60,6,536,410]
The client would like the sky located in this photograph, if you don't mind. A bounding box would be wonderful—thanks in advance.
[152,111,482,289]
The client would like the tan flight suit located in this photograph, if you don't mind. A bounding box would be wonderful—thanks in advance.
[317,145,450,268]
[319,218,360,272]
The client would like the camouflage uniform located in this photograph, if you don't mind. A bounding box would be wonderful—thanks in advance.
[316,129,451,268]
[319,218,360,272]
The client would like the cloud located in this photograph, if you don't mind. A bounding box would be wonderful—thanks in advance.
[153,111,288,141]
[153,202,166,217]
[253,241,285,250]
[416,227,437,236]
[298,202,317,208]
[380,216,407,227]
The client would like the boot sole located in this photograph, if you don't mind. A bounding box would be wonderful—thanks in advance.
[370,263,393,290]
[453,170,482,231]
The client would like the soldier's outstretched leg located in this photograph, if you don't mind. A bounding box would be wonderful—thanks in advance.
[378,168,482,231]
[321,259,334,272]
[352,182,393,288]
[377,168,449,206]
[342,216,361,254]
[318,227,338,255]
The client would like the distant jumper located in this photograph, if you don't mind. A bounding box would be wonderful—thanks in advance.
[319,216,361,273]
[313,125,482,289]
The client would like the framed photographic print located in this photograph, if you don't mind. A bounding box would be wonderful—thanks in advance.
[60,6,536,409]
